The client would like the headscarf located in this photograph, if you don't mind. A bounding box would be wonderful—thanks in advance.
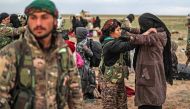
[126,14,135,23]
[24,0,58,18]
[75,27,88,42]
[134,13,173,85]
[100,19,121,43]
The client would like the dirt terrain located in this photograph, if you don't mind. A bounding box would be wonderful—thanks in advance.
[83,74,190,109]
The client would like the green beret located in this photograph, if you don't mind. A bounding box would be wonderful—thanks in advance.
[24,0,58,18]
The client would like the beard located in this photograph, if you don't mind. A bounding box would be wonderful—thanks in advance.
[28,26,53,40]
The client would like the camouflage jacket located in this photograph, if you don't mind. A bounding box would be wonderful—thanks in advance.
[120,18,131,28]
[0,24,25,49]
[0,28,82,109]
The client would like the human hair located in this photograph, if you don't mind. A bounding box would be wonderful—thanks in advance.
[100,19,121,43]
[0,12,9,23]
[136,13,172,84]
[127,14,135,23]
[10,14,21,28]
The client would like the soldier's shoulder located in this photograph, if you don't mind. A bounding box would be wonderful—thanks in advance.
[0,25,13,34]
[0,39,24,52]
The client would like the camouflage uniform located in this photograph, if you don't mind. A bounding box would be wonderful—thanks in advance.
[0,28,83,109]
[121,18,131,29]
[186,15,190,64]
[101,53,128,109]
[0,24,25,49]
[76,38,96,99]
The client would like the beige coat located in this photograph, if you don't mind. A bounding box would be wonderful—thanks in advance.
[130,32,167,106]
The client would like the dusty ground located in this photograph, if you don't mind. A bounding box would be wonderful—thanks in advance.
[83,74,190,109]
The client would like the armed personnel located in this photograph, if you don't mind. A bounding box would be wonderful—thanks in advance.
[0,0,82,109]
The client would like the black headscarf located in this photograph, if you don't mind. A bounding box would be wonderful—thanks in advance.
[134,13,173,85]
[127,14,135,23]
[10,14,21,28]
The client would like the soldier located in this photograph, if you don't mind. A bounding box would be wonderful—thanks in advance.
[99,19,135,109]
[121,14,135,29]
[121,14,136,72]
[185,14,190,65]
[75,27,96,101]
[0,0,82,109]
[0,12,25,49]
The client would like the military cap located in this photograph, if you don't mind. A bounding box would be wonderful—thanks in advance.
[24,0,58,18]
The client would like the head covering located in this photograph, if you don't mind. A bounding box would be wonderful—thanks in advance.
[76,27,88,40]
[126,14,135,23]
[24,0,58,18]
[134,13,173,85]
[0,12,9,23]
[100,19,121,43]
[10,14,21,28]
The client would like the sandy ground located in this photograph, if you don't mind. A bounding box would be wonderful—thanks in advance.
[83,73,190,109]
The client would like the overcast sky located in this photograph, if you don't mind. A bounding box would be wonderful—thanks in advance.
[0,0,190,15]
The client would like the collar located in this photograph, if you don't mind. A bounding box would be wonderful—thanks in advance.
[104,36,114,41]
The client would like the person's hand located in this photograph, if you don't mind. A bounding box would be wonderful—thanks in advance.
[143,28,157,35]
[82,45,88,50]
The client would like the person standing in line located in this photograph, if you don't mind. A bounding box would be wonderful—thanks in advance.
[127,13,172,109]
[10,14,23,40]
[75,27,96,101]
[99,19,135,109]
[121,14,135,29]
[0,12,25,49]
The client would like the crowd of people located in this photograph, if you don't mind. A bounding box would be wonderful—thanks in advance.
[71,14,101,37]
[0,0,188,109]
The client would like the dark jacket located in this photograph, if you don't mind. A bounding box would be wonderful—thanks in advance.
[129,32,167,106]
[102,37,135,66]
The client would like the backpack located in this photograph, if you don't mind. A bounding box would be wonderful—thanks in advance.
[87,39,102,67]
[76,52,84,68]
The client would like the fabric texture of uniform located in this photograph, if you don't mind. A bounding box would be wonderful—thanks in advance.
[0,28,82,109]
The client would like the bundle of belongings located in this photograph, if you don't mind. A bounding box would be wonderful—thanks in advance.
[174,64,190,80]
